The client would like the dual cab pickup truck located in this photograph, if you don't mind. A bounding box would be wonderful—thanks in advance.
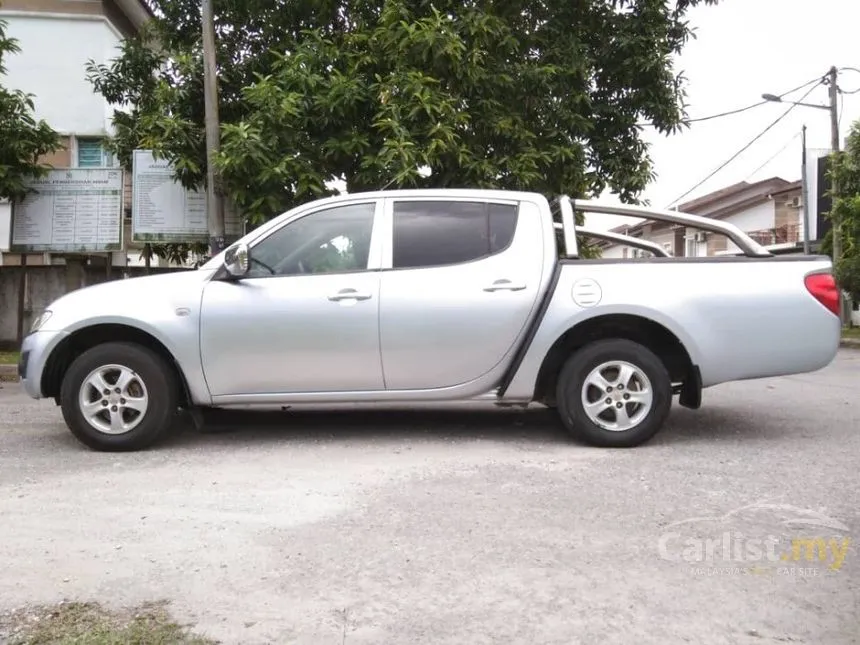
[18,189,841,451]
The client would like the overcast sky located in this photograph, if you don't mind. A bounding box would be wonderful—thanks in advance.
[584,0,860,231]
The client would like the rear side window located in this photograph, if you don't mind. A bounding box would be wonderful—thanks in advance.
[392,200,519,269]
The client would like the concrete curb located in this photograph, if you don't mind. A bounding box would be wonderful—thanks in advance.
[841,338,860,349]
[0,364,18,382]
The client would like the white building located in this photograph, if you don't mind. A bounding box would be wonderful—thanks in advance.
[0,0,152,267]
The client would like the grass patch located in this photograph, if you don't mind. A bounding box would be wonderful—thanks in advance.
[843,327,860,340]
[0,600,217,645]
[0,351,19,365]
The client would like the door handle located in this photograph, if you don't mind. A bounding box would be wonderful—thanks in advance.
[328,288,372,302]
[483,279,527,292]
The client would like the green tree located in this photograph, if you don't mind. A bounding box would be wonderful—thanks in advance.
[87,0,719,259]
[0,15,61,202]
[828,118,860,303]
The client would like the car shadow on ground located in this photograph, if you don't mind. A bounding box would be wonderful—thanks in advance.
[165,405,567,447]
[150,401,783,451]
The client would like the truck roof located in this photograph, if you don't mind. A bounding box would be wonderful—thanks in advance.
[310,188,546,205]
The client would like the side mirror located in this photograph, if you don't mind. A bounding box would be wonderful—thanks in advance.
[223,242,249,278]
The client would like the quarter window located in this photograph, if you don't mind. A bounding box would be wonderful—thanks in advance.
[248,202,376,277]
[392,200,519,269]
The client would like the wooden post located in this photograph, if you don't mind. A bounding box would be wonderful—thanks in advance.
[15,254,27,344]
[202,0,226,256]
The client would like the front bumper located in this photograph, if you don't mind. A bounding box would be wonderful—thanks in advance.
[18,330,69,399]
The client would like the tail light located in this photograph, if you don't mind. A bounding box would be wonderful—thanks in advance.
[804,273,840,317]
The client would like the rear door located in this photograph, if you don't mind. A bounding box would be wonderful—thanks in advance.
[378,196,544,390]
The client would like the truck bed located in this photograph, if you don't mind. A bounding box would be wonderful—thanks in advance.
[502,253,841,402]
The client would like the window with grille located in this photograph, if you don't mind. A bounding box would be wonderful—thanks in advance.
[77,138,109,167]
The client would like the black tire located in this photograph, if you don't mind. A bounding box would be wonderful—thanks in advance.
[555,339,672,448]
[60,341,179,451]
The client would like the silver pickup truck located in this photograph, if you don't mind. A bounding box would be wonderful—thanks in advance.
[18,189,841,451]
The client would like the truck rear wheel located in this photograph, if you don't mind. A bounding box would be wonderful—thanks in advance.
[59,341,178,452]
[555,339,672,447]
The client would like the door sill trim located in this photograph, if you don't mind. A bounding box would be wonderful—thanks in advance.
[209,387,529,406]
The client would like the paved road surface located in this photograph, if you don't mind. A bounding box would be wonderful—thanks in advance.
[1,352,859,644]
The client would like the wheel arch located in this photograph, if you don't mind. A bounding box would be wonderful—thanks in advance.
[533,313,700,408]
[41,322,193,407]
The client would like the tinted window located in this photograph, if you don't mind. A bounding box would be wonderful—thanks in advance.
[488,203,517,253]
[248,202,375,277]
[392,201,518,269]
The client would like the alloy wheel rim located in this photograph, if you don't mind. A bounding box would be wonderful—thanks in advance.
[580,360,653,431]
[78,364,149,435]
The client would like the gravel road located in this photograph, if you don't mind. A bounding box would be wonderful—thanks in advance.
[1,351,859,644]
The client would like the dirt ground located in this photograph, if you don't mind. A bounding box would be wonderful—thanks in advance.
[1,351,858,644]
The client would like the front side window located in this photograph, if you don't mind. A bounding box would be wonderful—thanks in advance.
[248,202,376,277]
[392,200,518,269]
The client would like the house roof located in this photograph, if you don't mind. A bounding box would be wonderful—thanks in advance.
[677,177,794,215]
[112,0,155,31]
[770,180,803,197]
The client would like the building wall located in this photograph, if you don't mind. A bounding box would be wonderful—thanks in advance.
[706,232,727,256]
[722,201,775,253]
[774,189,802,229]
[598,244,626,259]
[0,203,11,252]
[683,228,708,257]
[648,230,674,255]
[723,200,774,232]
[0,12,123,136]
[38,135,73,167]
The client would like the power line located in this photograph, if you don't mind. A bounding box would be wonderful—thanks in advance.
[838,66,860,95]
[636,73,826,127]
[636,102,764,127]
[744,131,801,181]
[665,80,822,209]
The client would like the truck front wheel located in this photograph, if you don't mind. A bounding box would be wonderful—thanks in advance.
[59,341,179,452]
[555,339,672,447]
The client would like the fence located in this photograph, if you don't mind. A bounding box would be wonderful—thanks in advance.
[0,263,191,348]
[746,223,803,247]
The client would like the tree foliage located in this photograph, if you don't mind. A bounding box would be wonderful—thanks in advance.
[828,118,860,301]
[0,15,61,202]
[87,0,719,259]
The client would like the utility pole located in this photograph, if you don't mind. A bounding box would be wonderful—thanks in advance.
[827,65,847,324]
[201,0,225,257]
[801,125,811,255]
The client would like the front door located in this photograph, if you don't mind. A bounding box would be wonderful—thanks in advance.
[200,200,385,397]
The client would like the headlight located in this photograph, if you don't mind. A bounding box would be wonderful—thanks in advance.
[30,310,52,333]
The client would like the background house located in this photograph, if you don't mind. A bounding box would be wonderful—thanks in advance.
[597,177,807,258]
[0,0,153,267]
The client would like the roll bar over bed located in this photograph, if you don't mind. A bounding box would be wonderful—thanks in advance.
[552,196,773,259]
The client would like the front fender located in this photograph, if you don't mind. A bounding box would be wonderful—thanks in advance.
[45,315,211,406]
